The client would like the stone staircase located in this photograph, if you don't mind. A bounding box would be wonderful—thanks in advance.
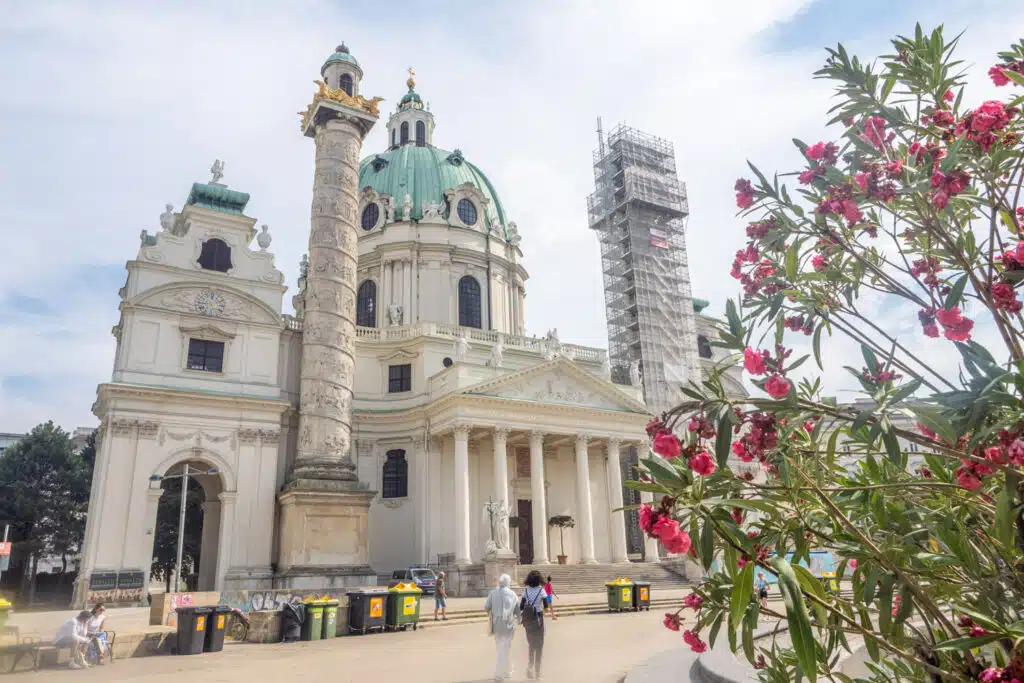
[515,561,689,594]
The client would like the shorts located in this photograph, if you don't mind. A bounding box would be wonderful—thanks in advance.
[543,596,552,607]
[759,588,768,599]
[435,595,447,608]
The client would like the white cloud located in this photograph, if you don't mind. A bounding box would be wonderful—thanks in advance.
[0,0,1021,431]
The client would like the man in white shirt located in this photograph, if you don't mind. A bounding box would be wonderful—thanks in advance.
[54,611,91,669]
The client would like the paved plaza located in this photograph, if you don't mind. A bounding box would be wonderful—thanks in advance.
[14,609,687,682]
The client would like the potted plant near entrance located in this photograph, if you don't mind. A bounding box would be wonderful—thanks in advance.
[548,515,575,565]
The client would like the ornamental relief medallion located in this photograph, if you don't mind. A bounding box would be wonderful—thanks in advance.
[155,288,253,322]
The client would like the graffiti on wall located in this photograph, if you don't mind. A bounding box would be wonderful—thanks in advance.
[87,588,145,604]
[218,590,330,614]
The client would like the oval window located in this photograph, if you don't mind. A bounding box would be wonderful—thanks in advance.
[361,203,380,230]
[457,198,477,226]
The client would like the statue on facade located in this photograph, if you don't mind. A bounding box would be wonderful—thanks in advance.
[257,224,272,251]
[159,203,175,233]
[388,302,403,327]
[601,354,612,380]
[483,498,512,552]
[543,328,561,361]
[385,197,396,223]
[507,221,521,247]
[454,332,469,362]
[209,159,225,184]
[629,359,643,388]
[139,230,157,247]
[402,193,412,221]
[490,334,504,368]
[422,199,443,221]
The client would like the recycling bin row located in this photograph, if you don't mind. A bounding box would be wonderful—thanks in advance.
[348,582,422,635]
[175,606,231,655]
[605,578,652,612]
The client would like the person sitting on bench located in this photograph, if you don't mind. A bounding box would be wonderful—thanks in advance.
[55,611,91,669]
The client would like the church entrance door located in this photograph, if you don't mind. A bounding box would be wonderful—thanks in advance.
[516,499,533,564]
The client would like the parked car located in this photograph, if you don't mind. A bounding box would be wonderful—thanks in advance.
[389,567,438,594]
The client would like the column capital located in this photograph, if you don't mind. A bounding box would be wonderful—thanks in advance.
[574,433,591,447]
[607,437,622,448]
[453,423,471,439]
[528,430,545,446]
[492,427,510,440]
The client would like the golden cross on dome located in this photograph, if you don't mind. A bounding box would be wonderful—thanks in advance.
[407,66,416,89]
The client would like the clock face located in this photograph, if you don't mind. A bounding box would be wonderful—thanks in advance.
[196,291,226,317]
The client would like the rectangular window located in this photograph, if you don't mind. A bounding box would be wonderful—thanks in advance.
[187,339,225,373]
[388,364,412,393]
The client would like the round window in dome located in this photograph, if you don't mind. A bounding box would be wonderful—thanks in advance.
[457,198,478,226]
[361,203,380,230]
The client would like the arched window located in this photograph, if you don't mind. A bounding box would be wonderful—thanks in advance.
[697,335,713,359]
[459,275,482,329]
[197,238,232,272]
[382,449,408,498]
[400,122,409,145]
[340,73,353,96]
[356,280,377,328]
[415,121,426,147]
[457,198,478,226]
[361,203,379,230]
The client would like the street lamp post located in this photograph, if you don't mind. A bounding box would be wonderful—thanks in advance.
[152,464,218,594]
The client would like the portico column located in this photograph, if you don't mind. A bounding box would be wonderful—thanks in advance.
[574,434,597,564]
[198,500,221,590]
[493,427,510,534]
[215,492,237,590]
[454,424,472,565]
[529,431,550,564]
[605,438,630,563]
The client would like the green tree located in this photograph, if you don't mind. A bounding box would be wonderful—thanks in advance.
[149,477,204,593]
[640,28,1024,683]
[0,422,93,597]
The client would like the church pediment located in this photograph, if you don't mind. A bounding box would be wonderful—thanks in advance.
[130,283,281,326]
[462,358,647,414]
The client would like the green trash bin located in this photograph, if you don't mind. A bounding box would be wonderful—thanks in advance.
[385,582,422,632]
[175,606,212,655]
[300,599,325,641]
[632,582,651,611]
[321,598,340,639]
[605,578,634,612]
[348,590,387,634]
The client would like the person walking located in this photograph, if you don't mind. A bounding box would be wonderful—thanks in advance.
[756,572,769,609]
[434,571,448,621]
[520,570,547,680]
[484,573,520,682]
[543,575,558,620]
[54,611,91,669]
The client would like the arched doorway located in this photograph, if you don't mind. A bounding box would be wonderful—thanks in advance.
[149,454,228,592]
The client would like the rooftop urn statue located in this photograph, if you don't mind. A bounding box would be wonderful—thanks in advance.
[629,359,642,388]
[507,221,521,247]
[402,193,412,222]
[490,333,504,368]
[388,302,403,327]
[209,159,225,185]
[159,203,175,233]
[257,224,272,251]
[543,328,561,361]
[422,199,443,221]
[454,332,469,362]
[601,353,612,380]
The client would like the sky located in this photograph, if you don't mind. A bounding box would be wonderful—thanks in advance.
[0,0,1022,433]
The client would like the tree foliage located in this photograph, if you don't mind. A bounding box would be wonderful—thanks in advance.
[640,27,1024,683]
[149,477,204,591]
[0,422,92,587]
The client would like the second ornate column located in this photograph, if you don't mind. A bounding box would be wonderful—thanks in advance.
[529,431,550,564]
[574,434,597,564]
[605,438,630,563]
[454,424,472,565]
[493,427,510,540]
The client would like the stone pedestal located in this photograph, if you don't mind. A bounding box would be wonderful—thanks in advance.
[483,551,519,591]
[275,489,376,589]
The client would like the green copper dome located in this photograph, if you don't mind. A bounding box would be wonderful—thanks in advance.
[321,43,360,75]
[400,90,422,106]
[358,146,508,237]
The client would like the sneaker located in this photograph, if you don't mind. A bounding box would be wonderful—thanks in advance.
[442,617,448,621]
[68,662,83,670]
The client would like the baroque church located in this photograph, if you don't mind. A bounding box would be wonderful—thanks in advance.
[75,44,734,604]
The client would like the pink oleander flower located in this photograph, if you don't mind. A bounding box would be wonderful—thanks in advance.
[735,178,755,209]
[663,529,692,555]
[849,559,858,570]
[990,64,1011,86]
[652,516,680,544]
[663,612,681,631]
[638,504,656,534]
[683,630,708,653]
[942,89,954,102]
[935,306,974,342]
[980,668,1005,683]
[731,441,749,461]
[689,451,716,476]
[683,593,704,611]
[743,347,768,375]
[764,374,791,399]
[730,507,744,525]
[653,431,682,459]
[970,625,987,637]
[862,116,887,148]
[991,282,1022,313]
[957,469,983,491]
[812,253,827,271]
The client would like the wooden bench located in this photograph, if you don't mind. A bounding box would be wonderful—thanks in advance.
[2,631,116,672]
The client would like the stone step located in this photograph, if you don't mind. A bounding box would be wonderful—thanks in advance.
[514,562,689,594]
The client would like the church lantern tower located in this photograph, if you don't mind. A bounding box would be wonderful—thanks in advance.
[386,69,435,149]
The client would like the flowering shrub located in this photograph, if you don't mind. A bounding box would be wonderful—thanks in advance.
[637,28,1024,682]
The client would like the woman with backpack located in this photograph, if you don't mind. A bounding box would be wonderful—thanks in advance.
[520,570,547,680]
[484,573,520,682]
